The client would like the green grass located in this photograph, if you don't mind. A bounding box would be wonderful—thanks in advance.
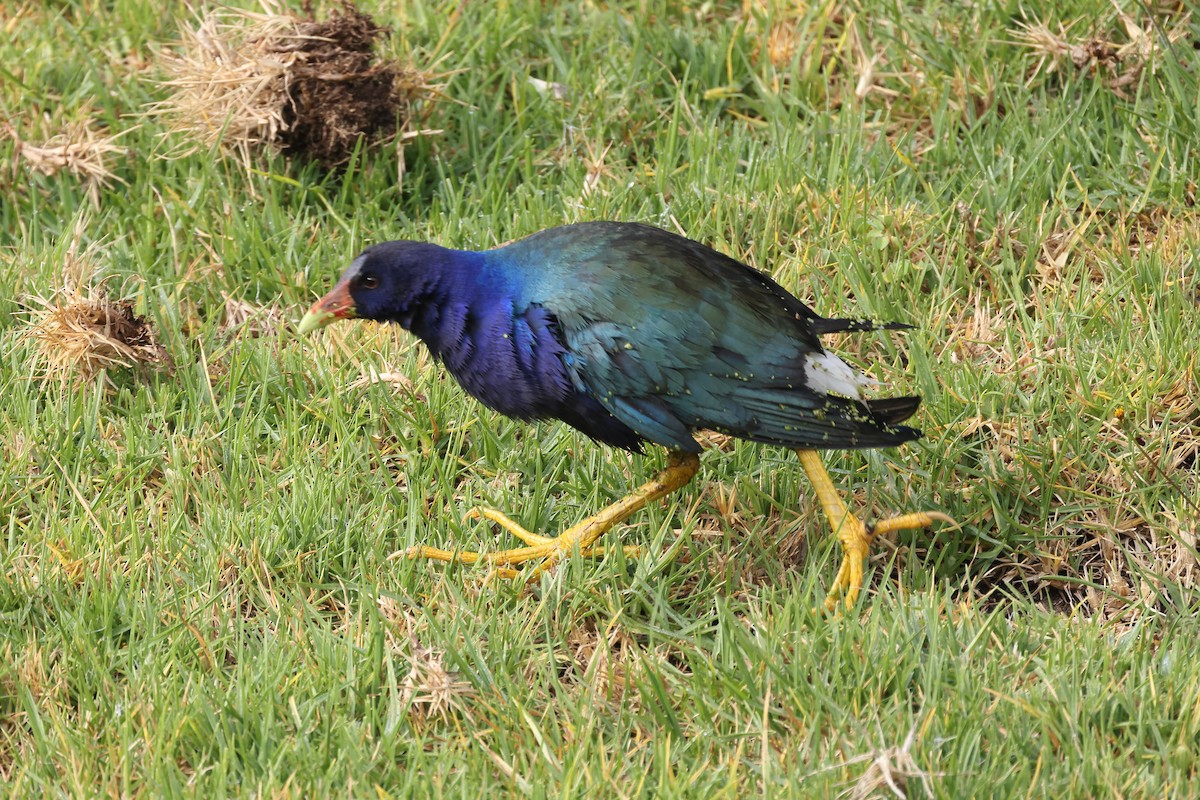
[2,0,1198,795]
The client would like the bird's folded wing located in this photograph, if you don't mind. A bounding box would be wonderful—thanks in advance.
[564,321,920,451]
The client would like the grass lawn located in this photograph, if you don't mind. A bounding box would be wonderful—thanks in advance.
[2,0,1198,796]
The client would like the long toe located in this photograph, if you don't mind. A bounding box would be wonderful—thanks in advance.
[464,507,554,546]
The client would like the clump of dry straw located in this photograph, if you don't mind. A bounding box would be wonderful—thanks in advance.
[23,230,170,385]
[3,119,126,204]
[1012,7,1192,95]
[375,598,476,725]
[151,0,432,167]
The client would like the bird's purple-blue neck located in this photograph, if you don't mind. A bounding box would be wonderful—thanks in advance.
[403,253,509,362]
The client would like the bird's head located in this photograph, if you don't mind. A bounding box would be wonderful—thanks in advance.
[297,241,453,334]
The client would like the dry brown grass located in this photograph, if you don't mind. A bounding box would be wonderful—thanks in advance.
[27,296,171,383]
[219,293,286,338]
[376,596,477,723]
[400,637,477,722]
[561,618,642,706]
[1012,8,1193,96]
[1,635,69,781]
[22,228,171,384]
[150,0,435,168]
[842,722,936,800]
[740,0,850,94]
[3,118,127,204]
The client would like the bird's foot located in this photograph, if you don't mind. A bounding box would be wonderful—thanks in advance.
[404,508,644,581]
[823,510,957,613]
[402,451,701,583]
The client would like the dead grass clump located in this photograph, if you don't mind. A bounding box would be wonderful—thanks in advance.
[842,723,937,800]
[375,597,476,723]
[741,2,850,94]
[400,642,475,722]
[1012,10,1192,96]
[153,1,431,167]
[24,232,171,384]
[562,619,641,705]
[1013,20,1119,74]
[28,292,170,384]
[346,359,423,399]
[3,118,126,204]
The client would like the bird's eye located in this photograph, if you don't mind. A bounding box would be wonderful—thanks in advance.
[359,274,380,290]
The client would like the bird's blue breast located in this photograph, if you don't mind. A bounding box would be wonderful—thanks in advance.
[409,255,568,420]
[399,249,641,450]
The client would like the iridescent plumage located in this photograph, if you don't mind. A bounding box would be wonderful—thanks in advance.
[300,222,951,609]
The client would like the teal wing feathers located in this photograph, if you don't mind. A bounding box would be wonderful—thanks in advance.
[501,222,920,451]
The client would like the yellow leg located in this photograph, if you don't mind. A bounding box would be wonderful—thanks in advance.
[405,451,701,581]
[796,449,954,612]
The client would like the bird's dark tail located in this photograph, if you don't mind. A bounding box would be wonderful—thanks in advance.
[809,317,913,335]
[722,388,923,450]
[864,395,922,426]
